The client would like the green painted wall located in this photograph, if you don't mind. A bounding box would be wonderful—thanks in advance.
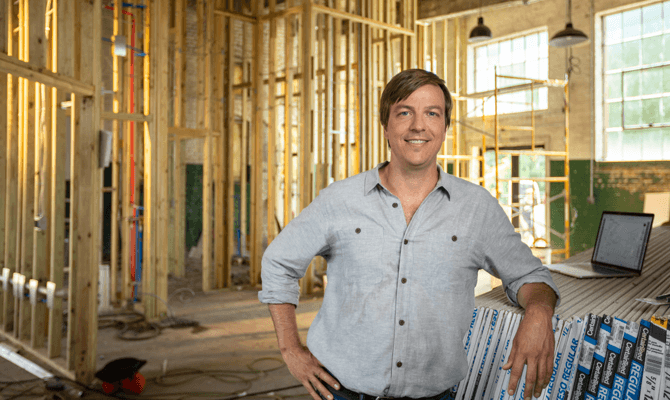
[185,165,204,249]
[184,165,250,251]
[550,160,670,257]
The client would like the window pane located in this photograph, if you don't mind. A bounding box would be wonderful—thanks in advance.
[606,44,623,71]
[526,59,539,79]
[664,34,670,62]
[487,43,499,65]
[641,68,662,95]
[476,70,489,92]
[623,40,641,68]
[607,131,623,160]
[475,46,487,69]
[605,13,623,44]
[624,70,640,97]
[622,130,642,160]
[623,9,642,39]
[643,4,663,35]
[512,62,525,78]
[642,128,663,160]
[642,97,662,124]
[664,66,670,93]
[662,97,670,123]
[512,37,525,60]
[526,34,538,60]
[499,40,512,66]
[666,2,670,31]
[539,61,548,80]
[606,73,622,99]
[642,35,663,64]
[664,128,670,159]
[624,99,642,126]
[608,102,622,128]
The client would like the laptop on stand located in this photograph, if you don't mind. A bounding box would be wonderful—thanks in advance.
[546,211,654,279]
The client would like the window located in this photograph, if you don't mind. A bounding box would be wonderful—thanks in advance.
[467,31,549,117]
[600,2,670,161]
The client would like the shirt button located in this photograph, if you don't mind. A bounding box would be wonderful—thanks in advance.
[355,228,361,234]
[404,239,408,244]
[452,235,457,242]
[392,203,398,208]
[397,361,402,368]
[399,320,405,326]
[401,278,407,284]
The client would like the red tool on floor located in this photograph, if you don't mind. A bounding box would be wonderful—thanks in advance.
[95,357,147,395]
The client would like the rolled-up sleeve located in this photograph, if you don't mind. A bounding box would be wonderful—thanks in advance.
[477,194,561,307]
[258,188,333,306]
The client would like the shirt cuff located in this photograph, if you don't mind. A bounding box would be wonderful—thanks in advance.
[258,289,301,306]
[504,272,561,309]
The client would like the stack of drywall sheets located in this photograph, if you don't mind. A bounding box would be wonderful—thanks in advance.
[451,308,670,400]
[475,226,670,322]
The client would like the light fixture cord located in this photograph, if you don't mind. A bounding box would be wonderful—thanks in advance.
[567,0,572,23]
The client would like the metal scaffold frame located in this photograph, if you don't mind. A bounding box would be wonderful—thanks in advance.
[495,70,570,259]
[462,69,571,260]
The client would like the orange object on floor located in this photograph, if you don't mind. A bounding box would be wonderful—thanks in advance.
[121,372,146,394]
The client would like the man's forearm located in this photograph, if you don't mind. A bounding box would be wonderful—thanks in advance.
[268,303,303,352]
[517,282,557,315]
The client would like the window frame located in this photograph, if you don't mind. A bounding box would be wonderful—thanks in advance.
[596,0,670,162]
[466,27,550,117]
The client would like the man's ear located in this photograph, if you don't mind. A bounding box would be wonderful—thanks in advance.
[383,127,391,149]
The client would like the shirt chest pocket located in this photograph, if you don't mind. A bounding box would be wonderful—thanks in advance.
[414,233,478,291]
[334,224,384,284]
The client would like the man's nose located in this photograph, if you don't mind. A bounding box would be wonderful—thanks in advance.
[410,114,425,131]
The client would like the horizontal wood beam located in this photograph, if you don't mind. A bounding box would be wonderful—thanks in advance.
[258,5,303,21]
[0,53,94,96]
[213,8,256,23]
[418,0,546,22]
[312,4,415,36]
[100,111,150,123]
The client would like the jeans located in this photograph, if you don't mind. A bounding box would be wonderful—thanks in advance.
[316,369,454,400]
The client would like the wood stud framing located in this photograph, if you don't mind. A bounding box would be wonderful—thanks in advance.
[0,0,424,382]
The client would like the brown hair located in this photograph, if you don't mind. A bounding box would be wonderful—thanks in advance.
[379,69,452,129]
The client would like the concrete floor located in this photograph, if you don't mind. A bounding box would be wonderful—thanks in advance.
[0,270,497,399]
[0,288,321,399]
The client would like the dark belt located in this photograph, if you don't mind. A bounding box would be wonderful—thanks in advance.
[321,381,453,400]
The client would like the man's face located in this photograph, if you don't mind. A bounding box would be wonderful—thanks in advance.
[384,84,448,171]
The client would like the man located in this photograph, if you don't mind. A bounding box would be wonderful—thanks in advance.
[259,69,559,400]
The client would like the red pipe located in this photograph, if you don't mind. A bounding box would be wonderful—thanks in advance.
[105,5,138,297]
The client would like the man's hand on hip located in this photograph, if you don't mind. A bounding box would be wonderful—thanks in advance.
[267,304,341,400]
[280,344,341,400]
[502,303,554,400]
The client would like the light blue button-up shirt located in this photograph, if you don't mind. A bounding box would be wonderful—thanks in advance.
[259,162,560,398]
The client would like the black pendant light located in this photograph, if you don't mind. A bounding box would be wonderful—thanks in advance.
[550,0,589,48]
[469,0,492,43]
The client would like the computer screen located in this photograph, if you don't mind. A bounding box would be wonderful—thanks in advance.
[592,212,654,271]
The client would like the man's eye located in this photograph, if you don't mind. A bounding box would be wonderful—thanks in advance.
[399,111,410,116]
[428,111,439,117]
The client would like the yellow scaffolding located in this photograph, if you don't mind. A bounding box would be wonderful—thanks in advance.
[462,70,571,260]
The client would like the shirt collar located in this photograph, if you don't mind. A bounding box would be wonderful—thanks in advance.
[364,161,452,200]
